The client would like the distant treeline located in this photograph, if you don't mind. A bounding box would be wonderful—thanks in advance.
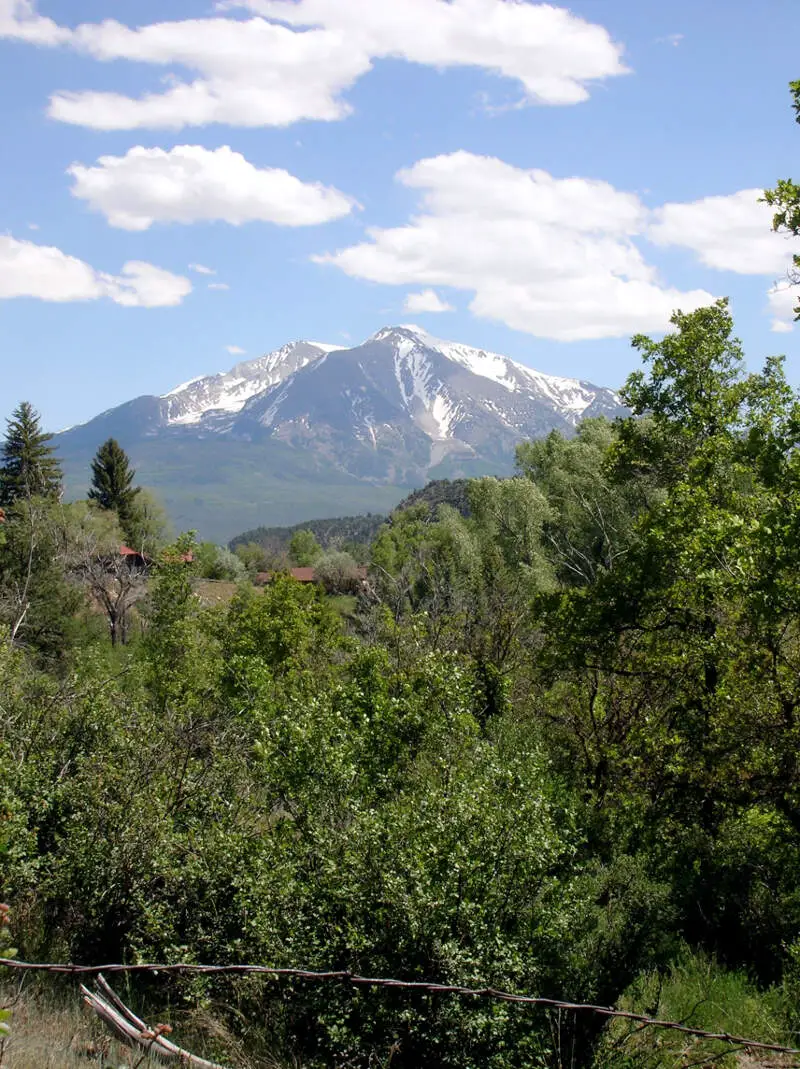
[229,512,386,557]
[228,479,473,554]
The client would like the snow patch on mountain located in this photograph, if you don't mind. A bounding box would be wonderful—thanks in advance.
[385,329,465,440]
[430,394,461,438]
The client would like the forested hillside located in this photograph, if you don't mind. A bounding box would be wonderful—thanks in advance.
[230,512,387,558]
[228,481,473,558]
[4,300,800,1066]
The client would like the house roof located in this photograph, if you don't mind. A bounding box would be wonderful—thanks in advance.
[120,545,193,563]
[289,567,317,583]
[256,567,318,584]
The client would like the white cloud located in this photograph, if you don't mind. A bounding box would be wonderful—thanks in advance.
[110,261,193,307]
[0,234,192,307]
[227,0,629,105]
[0,0,68,45]
[657,33,684,47]
[226,345,246,355]
[208,282,230,290]
[647,189,798,274]
[1,1,627,130]
[647,188,800,333]
[317,156,800,340]
[315,151,716,342]
[767,283,798,333]
[189,262,215,275]
[404,289,453,313]
[68,145,356,229]
[27,222,39,231]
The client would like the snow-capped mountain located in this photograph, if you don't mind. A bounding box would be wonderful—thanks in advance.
[55,326,627,541]
[161,341,337,429]
[231,326,624,475]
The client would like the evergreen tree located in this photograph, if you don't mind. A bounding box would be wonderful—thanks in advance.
[0,401,62,506]
[88,438,140,532]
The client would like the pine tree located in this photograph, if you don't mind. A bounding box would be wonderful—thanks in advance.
[88,438,140,533]
[0,401,62,506]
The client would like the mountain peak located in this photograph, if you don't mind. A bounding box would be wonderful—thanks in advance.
[369,325,431,345]
[159,339,334,428]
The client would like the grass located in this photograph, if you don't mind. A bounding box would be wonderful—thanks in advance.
[592,947,796,1068]
[0,981,161,1067]
[327,594,359,619]
[0,980,270,1069]
[193,579,248,607]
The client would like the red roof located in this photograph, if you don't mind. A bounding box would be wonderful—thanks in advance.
[289,567,316,583]
[255,567,317,585]
[120,546,192,563]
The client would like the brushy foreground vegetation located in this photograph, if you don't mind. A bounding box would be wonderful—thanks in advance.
[4,300,800,1066]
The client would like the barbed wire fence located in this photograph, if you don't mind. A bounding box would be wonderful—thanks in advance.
[2,957,800,1062]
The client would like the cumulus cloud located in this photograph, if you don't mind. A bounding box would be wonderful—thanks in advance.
[189,262,215,275]
[1,1,627,130]
[647,188,800,333]
[316,155,800,340]
[226,0,629,105]
[404,289,453,314]
[315,151,716,342]
[68,145,355,230]
[647,189,796,274]
[0,234,192,307]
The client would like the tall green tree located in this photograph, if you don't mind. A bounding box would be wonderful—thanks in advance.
[123,488,173,557]
[88,438,140,533]
[289,528,323,567]
[0,402,62,506]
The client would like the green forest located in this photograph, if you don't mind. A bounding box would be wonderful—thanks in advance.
[5,298,800,1066]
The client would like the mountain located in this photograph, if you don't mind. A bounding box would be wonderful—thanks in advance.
[231,326,622,476]
[55,326,627,542]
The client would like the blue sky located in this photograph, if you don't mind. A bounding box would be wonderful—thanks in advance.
[1,0,799,431]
